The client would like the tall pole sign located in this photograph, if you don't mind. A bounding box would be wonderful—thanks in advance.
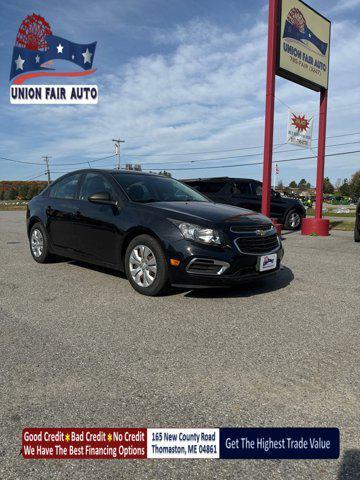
[262,0,331,235]
[261,0,278,221]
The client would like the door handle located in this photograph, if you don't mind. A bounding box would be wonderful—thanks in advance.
[75,210,82,218]
[46,206,53,215]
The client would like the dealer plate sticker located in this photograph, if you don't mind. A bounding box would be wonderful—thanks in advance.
[259,253,277,272]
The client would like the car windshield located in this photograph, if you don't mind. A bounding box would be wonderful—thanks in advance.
[113,173,209,203]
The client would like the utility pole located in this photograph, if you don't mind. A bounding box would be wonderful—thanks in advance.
[112,138,125,170]
[42,156,51,185]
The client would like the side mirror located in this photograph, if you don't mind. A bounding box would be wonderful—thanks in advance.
[88,191,118,206]
[271,190,281,199]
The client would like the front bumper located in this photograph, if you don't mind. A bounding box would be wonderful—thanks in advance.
[165,236,284,288]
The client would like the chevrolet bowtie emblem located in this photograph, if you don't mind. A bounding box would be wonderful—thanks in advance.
[256,229,267,236]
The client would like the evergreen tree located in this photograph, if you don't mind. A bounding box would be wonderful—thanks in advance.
[339,179,351,197]
[323,177,334,194]
[349,170,360,199]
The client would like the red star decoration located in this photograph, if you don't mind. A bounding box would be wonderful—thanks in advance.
[291,114,309,132]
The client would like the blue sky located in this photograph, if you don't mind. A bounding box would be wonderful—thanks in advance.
[0,0,360,185]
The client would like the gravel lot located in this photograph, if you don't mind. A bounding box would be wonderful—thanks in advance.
[0,211,359,479]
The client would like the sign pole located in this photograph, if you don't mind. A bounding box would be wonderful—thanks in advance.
[262,0,278,219]
[315,88,328,219]
[301,88,330,235]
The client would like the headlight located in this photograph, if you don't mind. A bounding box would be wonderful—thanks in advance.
[174,221,221,245]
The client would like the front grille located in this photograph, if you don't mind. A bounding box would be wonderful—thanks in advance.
[230,224,273,233]
[186,258,230,275]
[235,234,279,254]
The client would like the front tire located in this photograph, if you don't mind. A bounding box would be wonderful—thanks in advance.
[29,223,53,263]
[125,234,170,296]
[284,209,302,230]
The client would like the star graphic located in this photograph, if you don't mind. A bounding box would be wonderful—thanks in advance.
[82,48,92,64]
[65,433,70,442]
[107,433,112,442]
[35,55,40,63]
[15,54,25,70]
[57,43,64,54]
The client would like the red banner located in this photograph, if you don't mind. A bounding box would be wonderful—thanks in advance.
[22,428,147,459]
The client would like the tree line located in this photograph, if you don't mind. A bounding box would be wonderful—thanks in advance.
[0,181,48,201]
[279,170,360,199]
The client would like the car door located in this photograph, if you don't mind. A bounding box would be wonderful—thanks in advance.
[75,172,121,266]
[249,181,264,213]
[46,173,82,251]
[229,180,260,212]
[252,181,285,218]
[269,189,287,219]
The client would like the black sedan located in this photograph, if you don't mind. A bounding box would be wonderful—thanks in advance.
[27,169,284,296]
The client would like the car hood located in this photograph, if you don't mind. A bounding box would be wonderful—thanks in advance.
[282,196,306,208]
[144,201,272,227]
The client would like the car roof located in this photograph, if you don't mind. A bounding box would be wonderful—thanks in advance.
[55,169,160,178]
[182,177,258,183]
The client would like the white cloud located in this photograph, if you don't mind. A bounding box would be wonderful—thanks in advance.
[3,15,360,184]
[330,0,360,13]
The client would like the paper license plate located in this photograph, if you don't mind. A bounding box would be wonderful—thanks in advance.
[258,253,277,272]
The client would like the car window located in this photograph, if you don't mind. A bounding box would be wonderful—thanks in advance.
[233,181,252,195]
[50,174,81,199]
[79,173,116,201]
[254,183,262,196]
[192,182,225,193]
[113,173,208,203]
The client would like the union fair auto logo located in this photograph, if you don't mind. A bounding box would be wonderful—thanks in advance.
[283,8,328,56]
[9,13,98,104]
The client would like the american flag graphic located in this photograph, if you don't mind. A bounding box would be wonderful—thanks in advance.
[10,13,96,83]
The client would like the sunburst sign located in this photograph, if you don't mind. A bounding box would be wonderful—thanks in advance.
[291,113,310,132]
[287,110,313,148]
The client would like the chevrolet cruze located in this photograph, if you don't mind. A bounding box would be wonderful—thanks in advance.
[27,169,284,296]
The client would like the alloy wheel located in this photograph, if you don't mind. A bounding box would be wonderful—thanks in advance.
[31,228,44,257]
[129,244,157,287]
[289,212,301,228]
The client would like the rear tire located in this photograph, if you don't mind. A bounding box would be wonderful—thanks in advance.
[125,234,170,296]
[29,223,53,263]
[284,209,302,230]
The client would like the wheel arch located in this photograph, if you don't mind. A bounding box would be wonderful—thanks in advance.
[120,227,165,269]
[27,216,43,237]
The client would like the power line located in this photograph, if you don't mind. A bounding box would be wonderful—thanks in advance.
[86,139,359,169]
[125,131,360,157]
[24,172,46,181]
[13,147,360,179]
[141,149,360,172]
[1,130,360,170]
[0,153,116,167]
[0,155,43,165]
[138,140,360,166]
[51,154,116,166]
